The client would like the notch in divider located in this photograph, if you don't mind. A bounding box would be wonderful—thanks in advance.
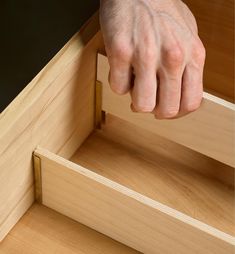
[33,153,42,203]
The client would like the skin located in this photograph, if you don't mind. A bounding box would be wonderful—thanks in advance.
[99,0,206,119]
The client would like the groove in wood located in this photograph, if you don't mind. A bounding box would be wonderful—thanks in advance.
[33,154,42,203]
[95,80,103,129]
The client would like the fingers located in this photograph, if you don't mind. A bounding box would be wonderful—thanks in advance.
[108,40,133,95]
[154,70,182,119]
[180,64,203,115]
[154,44,185,119]
[180,41,205,115]
[153,39,205,119]
[131,60,157,112]
[109,49,158,113]
[107,36,205,119]
[109,59,132,95]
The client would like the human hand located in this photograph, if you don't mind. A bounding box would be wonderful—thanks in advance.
[99,0,206,119]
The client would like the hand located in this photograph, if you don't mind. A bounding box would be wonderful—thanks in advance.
[99,0,206,119]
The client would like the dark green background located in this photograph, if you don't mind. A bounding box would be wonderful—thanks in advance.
[0,0,99,112]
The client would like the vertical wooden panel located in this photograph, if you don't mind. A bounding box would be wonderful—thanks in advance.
[0,13,103,241]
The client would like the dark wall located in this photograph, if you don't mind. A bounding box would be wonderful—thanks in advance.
[0,0,99,112]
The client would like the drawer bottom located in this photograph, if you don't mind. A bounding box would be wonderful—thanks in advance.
[0,204,139,254]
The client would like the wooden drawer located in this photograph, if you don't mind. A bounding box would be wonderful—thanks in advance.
[0,7,234,254]
[32,53,234,253]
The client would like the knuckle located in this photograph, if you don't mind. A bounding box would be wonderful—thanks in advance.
[110,38,132,61]
[144,47,156,62]
[135,47,157,67]
[192,40,206,63]
[163,44,184,68]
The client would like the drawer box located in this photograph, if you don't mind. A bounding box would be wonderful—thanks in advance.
[0,5,234,254]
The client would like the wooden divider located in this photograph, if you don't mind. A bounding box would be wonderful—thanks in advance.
[34,147,234,254]
[97,54,235,168]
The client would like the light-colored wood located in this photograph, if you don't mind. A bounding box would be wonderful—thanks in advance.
[0,204,139,254]
[97,54,235,168]
[0,13,104,241]
[0,187,34,242]
[71,114,235,235]
[0,2,233,247]
[92,114,234,187]
[35,146,234,254]
[184,0,234,102]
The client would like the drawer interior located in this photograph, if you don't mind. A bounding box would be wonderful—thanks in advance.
[69,114,234,236]
[33,112,234,253]
[0,204,139,254]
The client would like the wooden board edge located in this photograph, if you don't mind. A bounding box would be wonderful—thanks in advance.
[203,92,235,110]
[35,146,235,251]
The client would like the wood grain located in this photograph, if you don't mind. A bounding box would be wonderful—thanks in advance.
[97,54,235,168]
[71,114,234,236]
[1,1,233,246]
[97,114,234,187]
[0,13,104,241]
[184,0,234,101]
[0,204,139,254]
[35,146,234,254]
